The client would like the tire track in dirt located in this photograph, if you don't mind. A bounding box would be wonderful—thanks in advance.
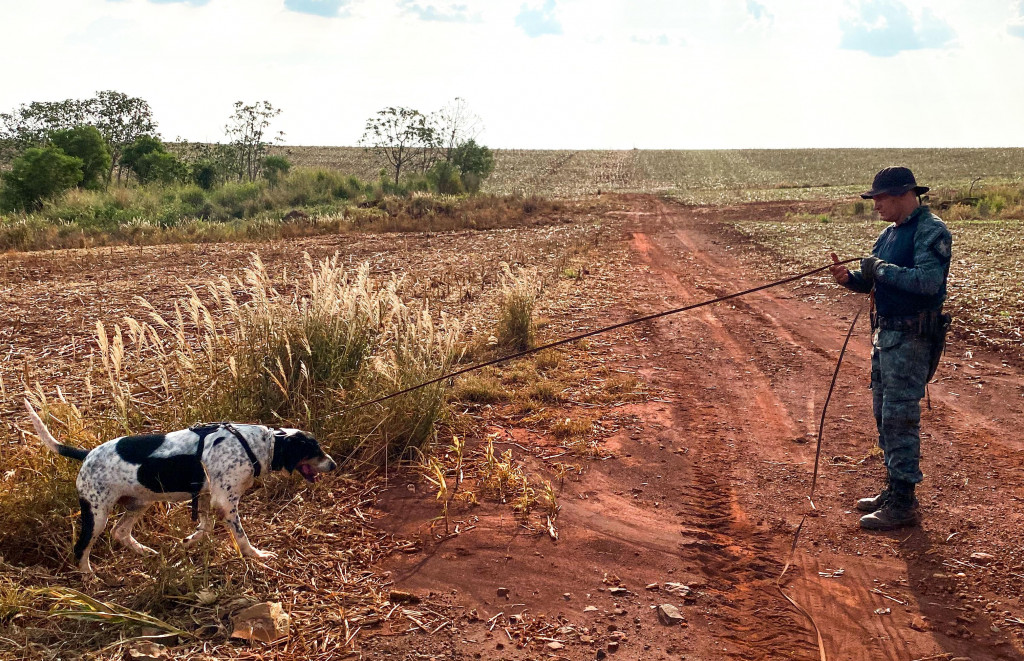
[633,196,1024,661]
[630,221,821,660]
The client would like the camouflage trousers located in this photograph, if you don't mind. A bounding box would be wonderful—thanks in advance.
[870,329,935,484]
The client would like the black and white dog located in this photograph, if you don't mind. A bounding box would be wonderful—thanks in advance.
[24,400,336,575]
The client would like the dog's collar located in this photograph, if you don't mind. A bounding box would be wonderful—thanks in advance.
[270,429,286,471]
[223,423,262,478]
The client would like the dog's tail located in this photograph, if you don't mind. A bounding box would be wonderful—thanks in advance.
[24,399,90,462]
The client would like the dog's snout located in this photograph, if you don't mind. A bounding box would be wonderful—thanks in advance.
[319,455,338,472]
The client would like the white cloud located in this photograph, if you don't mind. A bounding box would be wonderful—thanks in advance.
[1,0,1023,148]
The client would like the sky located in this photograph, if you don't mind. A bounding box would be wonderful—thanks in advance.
[3,0,1024,149]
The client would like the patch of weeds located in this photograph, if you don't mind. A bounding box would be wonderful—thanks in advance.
[500,361,537,386]
[479,439,531,510]
[551,416,600,456]
[495,267,539,351]
[599,373,647,402]
[526,379,561,404]
[453,373,506,404]
[533,349,563,371]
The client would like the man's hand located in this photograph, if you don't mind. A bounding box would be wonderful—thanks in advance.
[829,252,850,285]
[860,256,883,282]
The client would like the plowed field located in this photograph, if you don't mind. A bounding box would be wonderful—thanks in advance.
[2,195,1022,661]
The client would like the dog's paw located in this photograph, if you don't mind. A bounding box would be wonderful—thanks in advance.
[184,531,209,548]
[246,548,277,560]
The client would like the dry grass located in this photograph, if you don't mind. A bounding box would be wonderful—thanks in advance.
[0,200,656,658]
[727,212,1024,356]
[281,146,1024,201]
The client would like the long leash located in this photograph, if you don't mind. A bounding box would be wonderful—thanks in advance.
[328,257,860,418]
[777,303,865,661]
[332,256,864,658]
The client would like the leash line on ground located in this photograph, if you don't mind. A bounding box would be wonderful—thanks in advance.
[328,257,860,418]
[777,304,864,661]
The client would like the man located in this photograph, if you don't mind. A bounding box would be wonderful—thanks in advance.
[829,166,952,530]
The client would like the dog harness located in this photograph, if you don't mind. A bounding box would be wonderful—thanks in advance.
[187,423,264,521]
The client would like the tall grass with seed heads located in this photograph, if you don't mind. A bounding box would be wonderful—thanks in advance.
[5,253,461,561]
[102,253,462,463]
[495,265,539,351]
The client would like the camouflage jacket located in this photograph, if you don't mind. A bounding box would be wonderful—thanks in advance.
[844,206,952,318]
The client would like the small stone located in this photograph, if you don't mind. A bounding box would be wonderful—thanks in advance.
[195,589,218,606]
[124,642,171,661]
[230,602,290,643]
[608,641,620,653]
[950,657,973,661]
[664,583,692,598]
[389,590,420,604]
[609,587,629,596]
[970,552,995,565]
[497,587,511,599]
[580,635,595,644]
[657,604,685,626]
[564,593,572,600]
[645,583,659,591]
[547,642,564,651]
[584,605,599,613]
[613,607,627,615]
[910,617,931,632]
[596,650,607,660]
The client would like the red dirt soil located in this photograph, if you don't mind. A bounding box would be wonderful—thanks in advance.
[372,197,1024,661]
[2,195,1021,661]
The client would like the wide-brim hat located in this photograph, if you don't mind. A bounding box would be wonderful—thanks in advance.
[861,166,929,199]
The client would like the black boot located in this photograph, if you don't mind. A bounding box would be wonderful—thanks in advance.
[856,478,890,512]
[857,474,919,512]
[859,480,919,530]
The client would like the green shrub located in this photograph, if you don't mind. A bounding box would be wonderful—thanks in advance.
[135,151,186,185]
[427,161,464,195]
[1,146,83,211]
[191,160,219,190]
[49,125,112,190]
[120,135,163,174]
[262,155,291,186]
[452,139,494,193]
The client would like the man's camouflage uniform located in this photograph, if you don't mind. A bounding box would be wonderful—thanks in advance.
[843,205,952,488]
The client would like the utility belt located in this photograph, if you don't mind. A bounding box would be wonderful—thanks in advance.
[871,309,950,336]
[870,308,953,382]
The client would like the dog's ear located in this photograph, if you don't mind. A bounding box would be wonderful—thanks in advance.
[271,429,320,473]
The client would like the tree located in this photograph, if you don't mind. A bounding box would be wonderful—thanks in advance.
[225,101,283,182]
[120,135,184,184]
[135,151,185,184]
[49,125,112,190]
[360,106,437,185]
[0,146,83,211]
[0,92,157,181]
[0,99,91,161]
[433,97,482,164]
[120,135,163,176]
[90,91,158,183]
[262,155,291,186]
[451,139,494,193]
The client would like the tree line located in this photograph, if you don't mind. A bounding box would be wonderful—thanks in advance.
[0,92,494,212]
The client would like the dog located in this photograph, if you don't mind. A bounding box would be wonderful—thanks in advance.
[24,400,337,575]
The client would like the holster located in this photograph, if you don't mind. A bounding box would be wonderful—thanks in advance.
[926,311,953,382]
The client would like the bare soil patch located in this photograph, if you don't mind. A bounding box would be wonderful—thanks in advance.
[2,195,1023,661]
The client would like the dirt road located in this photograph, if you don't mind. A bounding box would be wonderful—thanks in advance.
[377,197,1024,661]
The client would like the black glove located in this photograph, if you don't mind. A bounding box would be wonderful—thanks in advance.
[860,256,883,282]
